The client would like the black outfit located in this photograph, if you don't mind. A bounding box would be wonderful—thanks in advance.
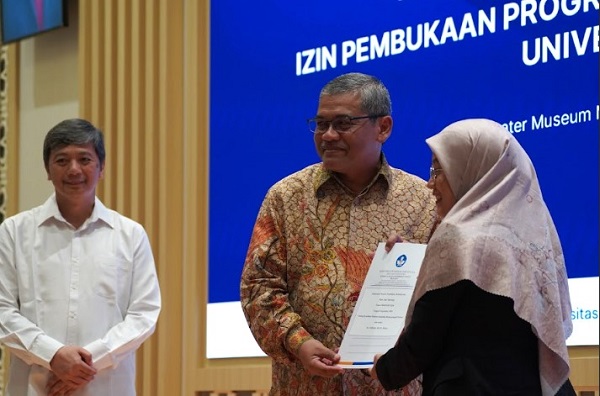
[376,280,543,395]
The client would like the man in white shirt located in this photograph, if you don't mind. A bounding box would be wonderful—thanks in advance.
[0,118,161,395]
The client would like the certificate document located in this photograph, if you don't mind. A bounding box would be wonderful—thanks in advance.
[337,242,426,369]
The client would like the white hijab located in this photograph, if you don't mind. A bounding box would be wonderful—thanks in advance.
[406,118,572,395]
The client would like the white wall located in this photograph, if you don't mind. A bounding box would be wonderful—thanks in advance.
[17,0,79,211]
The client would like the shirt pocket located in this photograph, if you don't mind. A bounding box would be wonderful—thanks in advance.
[92,255,132,300]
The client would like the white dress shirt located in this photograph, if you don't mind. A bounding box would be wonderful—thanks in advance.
[0,194,161,395]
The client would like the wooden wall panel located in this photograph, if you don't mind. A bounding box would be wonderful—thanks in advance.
[79,0,184,394]
[181,0,208,394]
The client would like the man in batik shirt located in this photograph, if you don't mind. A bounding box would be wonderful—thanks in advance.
[241,72,435,395]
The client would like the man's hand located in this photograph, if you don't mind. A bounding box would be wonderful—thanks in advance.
[297,339,343,378]
[46,373,85,396]
[49,346,97,388]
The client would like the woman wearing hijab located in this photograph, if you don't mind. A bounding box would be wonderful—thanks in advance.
[371,119,575,395]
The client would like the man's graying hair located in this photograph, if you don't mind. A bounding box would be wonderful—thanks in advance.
[43,118,106,169]
[320,72,392,116]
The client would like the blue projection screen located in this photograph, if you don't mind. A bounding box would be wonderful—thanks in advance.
[208,0,599,358]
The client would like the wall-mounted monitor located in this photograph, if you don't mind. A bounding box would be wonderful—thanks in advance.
[0,0,67,45]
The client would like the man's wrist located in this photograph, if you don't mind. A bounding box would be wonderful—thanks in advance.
[286,327,312,357]
[31,335,64,369]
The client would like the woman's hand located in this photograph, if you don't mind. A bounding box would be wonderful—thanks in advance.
[370,353,382,380]
[384,234,404,252]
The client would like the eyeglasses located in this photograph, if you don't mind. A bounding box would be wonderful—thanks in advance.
[430,166,443,180]
[307,114,386,134]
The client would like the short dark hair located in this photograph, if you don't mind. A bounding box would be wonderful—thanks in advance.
[320,72,392,116]
[43,118,106,169]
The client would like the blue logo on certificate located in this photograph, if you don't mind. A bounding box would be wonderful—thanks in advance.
[395,254,407,268]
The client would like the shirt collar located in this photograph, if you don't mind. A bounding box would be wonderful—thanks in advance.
[37,194,114,229]
[313,153,392,195]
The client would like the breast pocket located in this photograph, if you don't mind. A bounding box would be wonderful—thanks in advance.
[92,256,132,300]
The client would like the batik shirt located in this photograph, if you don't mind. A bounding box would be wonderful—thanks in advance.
[241,156,436,396]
